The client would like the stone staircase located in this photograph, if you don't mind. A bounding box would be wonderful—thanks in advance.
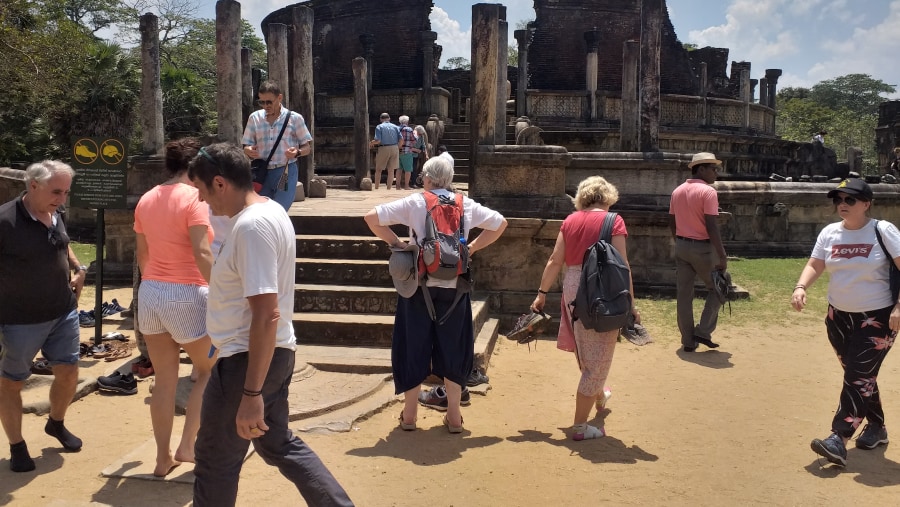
[288,210,501,383]
[440,123,517,184]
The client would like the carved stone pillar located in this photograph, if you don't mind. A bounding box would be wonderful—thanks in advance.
[216,0,242,144]
[759,77,769,108]
[267,23,289,106]
[741,68,751,128]
[292,6,315,194]
[620,40,639,152]
[360,34,375,92]
[470,3,501,196]
[765,69,782,109]
[699,62,709,126]
[352,57,370,189]
[750,78,758,103]
[496,17,508,145]
[139,13,164,155]
[514,28,531,117]
[421,30,437,118]
[584,30,600,121]
[241,48,253,125]
[640,0,662,152]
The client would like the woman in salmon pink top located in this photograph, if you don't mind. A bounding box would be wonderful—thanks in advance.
[531,176,637,441]
[134,138,216,477]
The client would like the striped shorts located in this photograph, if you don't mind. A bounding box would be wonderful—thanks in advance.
[138,280,208,344]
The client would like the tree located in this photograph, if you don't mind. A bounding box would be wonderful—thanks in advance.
[808,74,895,117]
[442,56,470,70]
[776,87,810,102]
[508,44,517,67]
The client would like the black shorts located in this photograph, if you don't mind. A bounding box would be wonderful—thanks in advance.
[391,286,474,394]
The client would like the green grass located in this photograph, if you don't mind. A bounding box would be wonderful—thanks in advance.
[635,257,830,343]
[71,242,98,304]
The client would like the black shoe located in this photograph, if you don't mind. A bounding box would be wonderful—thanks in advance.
[694,336,719,348]
[856,424,889,450]
[683,345,697,352]
[45,418,82,452]
[9,441,35,472]
[811,433,847,466]
[97,371,138,395]
[467,369,489,387]
[417,386,471,411]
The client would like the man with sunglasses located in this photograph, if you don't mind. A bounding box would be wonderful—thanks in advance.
[669,152,728,353]
[188,144,353,506]
[0,161,87,472]
[242,80,312,210]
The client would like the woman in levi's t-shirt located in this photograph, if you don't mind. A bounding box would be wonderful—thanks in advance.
[531,176,638,442]
[792,178,900,467]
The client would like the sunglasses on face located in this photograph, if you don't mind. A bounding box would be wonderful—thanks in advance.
[257,99,275,106]
[832,195,862,206]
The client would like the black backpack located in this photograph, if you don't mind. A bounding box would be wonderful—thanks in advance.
[571,212,633,332]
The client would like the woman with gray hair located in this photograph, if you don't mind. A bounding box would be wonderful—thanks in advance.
[364,156,508,433]
[531,176,637,441]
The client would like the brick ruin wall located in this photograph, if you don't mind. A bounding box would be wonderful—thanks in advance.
[528,0,701,96]
[262,0,435,93]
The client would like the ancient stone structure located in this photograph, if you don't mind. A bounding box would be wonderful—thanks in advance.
[876,100,900,170]
[215,0,242,144]
[138,13,164,155]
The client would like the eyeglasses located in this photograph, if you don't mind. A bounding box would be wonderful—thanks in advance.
[832,196,861,206]
[48,223,66,248]
[257,99,275,106]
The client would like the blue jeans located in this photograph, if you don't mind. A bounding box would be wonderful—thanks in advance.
[259,161,298,211]
[0,309,79,381]
[193,348,354,506]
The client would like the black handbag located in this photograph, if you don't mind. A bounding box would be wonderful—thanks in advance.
[874,220,900,302]
[252,111,291,186]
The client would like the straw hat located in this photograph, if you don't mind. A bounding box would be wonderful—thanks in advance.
[687,152,723,169]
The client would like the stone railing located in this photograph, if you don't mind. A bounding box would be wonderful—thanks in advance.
[0,167,25,205]
[526,91,776,134]
[315,88,450,126]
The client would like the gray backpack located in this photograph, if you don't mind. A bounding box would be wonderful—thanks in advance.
[571,212,633,332]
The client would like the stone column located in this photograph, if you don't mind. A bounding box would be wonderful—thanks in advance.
[741,68,751,129]
[765,69,782,109]
[640,0,662,152]
[750,78,758,103]
[514,28,531,117]
[360,34,375,92]
[241,48,253,125]
[495,17,508,145]
[620,40,640,152]
[139,13,164,155]
[584,30,600,121]
[759,77,769,108]
[421,30,438,118]
[470,3,501,195]
[352,57,370,189]
[699,62,709,126]
[216,0,242,144]
[267,23,289,107]
[292,6,315,195]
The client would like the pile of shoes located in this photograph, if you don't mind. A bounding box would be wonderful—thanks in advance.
[30,359,53,375]
[79,338,133,362]
[101,299,127,316]
[131,356,154,377]
[77,300,128,328]
[97,371,137,395]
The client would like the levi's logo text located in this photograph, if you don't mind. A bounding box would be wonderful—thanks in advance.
[831,243,873,259]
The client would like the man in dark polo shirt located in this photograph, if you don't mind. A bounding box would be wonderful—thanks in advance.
[0,160,88,472]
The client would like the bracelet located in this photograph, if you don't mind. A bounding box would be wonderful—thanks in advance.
[537,289,548,295]
[794,285,806,290]
[242,388,262,397]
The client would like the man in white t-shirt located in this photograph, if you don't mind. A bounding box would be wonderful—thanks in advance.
[188,143,352,507]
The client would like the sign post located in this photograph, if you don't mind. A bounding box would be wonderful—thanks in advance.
[69,137,128,345]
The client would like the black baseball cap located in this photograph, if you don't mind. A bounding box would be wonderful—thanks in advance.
[827,178,873,200]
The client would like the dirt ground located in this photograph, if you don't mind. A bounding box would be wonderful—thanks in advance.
[4,288,900,506]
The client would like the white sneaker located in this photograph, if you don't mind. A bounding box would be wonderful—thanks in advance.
[572,424,605,441]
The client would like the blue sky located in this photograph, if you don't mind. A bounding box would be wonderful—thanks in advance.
[193,0,900,93]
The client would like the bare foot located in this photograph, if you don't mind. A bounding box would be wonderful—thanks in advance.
[153,458,181,477]
[174,448,195,464]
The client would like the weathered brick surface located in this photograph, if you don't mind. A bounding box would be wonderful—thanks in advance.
[528,0,699,95]
[262,0,436,93]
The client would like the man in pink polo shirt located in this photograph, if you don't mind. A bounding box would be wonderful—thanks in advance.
[669,152,728,352]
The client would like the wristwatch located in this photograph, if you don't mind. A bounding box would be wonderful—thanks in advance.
[74,265,88,273]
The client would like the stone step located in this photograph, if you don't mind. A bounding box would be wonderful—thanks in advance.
[296,235,397,260]
[290,214,405,236]
[296,257,390,287]
[295,283,398,314]
[294,299,491,347]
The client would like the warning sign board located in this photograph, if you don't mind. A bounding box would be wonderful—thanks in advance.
[70,137,128,209]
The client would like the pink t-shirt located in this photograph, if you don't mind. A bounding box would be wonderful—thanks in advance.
[134,183,211,286]
[668,179,719,240]
[560,210,628,266]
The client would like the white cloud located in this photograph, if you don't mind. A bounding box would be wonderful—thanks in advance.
[431,7,471,64]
